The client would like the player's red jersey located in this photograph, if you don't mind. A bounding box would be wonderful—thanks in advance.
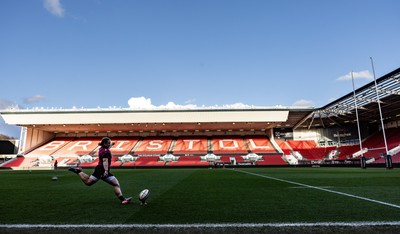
[98,147,112,171]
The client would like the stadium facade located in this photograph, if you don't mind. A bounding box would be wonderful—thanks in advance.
[1,67,399,168]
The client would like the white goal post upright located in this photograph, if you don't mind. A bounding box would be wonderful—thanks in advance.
[370,57,392,169]
[351,71,366,169]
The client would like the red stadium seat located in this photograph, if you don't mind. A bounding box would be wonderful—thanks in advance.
[168,156,209,167]
[257,156,287,165]
[123,156,165,167]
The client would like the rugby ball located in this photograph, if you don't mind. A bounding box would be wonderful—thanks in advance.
[139,189,150,202]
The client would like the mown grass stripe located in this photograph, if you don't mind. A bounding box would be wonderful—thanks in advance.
[235,169,400,209]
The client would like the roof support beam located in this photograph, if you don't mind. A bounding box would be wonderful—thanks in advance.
[319,116,325,128]
[328,117,341,127]
[293,111,315,130]
[356,96,384,104]
[307,114,315,129]
[373,87,400,95]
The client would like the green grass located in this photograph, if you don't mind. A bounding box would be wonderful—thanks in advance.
[0,167,399,224]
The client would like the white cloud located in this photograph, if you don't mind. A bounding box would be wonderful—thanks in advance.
[128,97,255,109]
[292,99,314,107]
[222,103,251,108]
[24,95,45,104]
[160,102,198,109]
[337,70,373,81]
[43,0,65,17]
[127,97,155,109]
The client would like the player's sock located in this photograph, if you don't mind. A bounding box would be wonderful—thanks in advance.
[68,167,81,174]
[118,195,125,201]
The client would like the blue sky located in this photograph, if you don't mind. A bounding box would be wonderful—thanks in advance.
[1,0,400,137]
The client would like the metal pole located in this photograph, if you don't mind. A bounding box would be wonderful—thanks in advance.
[370,57,391,168]
[351,71,366,168]
[370,57,388,153]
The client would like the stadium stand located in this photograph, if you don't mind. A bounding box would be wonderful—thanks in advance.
[50,137,100,157]
[3,128,400,169]
[246,137,279,154]
[274,140,292,155]
[374,153,400,163]
[111,156,123,167]
[79,157,99,167]
[54,156,78,167]
[336,145,361,159]
[134,138,173,155]
[257,155,287,165]
[359,128,400,163]
[212,137,248,154]
[1,155,39,169]
[219,155,245,164]
[123,156,165,167]
[25,137,74,156]
[1,155,25,167]
[285,140,336,160]
[172,137,208,155]
[91,137,139,156]
[167,156,209,167]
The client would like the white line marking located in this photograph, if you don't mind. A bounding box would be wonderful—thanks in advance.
[235,169,400,209]
[289,186,333,189]
[1,222,400,229]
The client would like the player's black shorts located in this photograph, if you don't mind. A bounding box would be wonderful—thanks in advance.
[91,165,114,181]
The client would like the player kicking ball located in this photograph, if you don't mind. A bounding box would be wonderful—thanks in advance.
[68,137,132,204]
